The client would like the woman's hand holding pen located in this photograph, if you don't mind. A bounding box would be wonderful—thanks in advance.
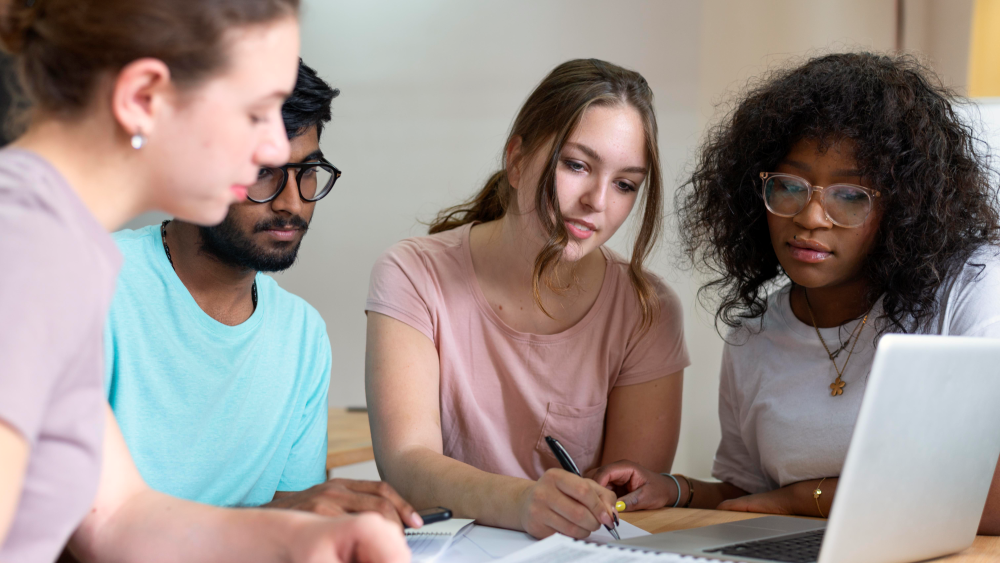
[517,468,619,539]
[589,460,681,511]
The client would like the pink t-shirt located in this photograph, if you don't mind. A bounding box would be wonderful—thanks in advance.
[366,223,689,480]
[0,149,121,563]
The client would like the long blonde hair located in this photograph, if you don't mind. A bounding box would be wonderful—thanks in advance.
[430,58,663,329]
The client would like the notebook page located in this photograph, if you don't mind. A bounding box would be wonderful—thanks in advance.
[406,519,475,562]
[590,519,650,542]
[494,533,715,563]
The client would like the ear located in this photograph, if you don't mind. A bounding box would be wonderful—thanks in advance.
[505,135,524,189]
[110,58,173,143]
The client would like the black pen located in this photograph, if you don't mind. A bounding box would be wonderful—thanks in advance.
[544,436,620,540]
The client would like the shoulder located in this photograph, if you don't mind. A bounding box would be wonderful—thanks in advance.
[378,228,465,266]
[932,245,1000,336]
[112,224,160,260]
[940,245,1000,301]
[370,227,468,286]
[723,284,792,349]
[601,248,682,313]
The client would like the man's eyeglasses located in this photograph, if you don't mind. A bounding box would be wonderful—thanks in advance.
[248,159,342,203]
[760,172,880,228]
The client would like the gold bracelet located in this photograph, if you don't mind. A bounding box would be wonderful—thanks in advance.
[813,478,827,518]
[676,474,695,508]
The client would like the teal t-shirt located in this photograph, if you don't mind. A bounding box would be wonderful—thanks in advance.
[105,224,331,507]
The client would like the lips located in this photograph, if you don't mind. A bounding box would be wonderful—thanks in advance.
[230,184,248,200]
[787,239,832,263]
[264,228,300,242]
[565,218,597,240]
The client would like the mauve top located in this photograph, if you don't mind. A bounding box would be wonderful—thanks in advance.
[366,223,690,479]
[0,149,121,563]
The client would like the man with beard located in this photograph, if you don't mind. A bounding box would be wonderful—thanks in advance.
[103,61,423,528]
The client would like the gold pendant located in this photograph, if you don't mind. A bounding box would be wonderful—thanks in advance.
[830,377,846,397]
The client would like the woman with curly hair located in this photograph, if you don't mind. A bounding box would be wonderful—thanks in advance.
[591,52,1000,534]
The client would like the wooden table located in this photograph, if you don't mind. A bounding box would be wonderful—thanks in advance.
[327,408,374,470]
[620,508,1000,562]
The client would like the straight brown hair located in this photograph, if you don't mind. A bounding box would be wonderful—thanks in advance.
[430,58,663,330]
[0,0,299,115]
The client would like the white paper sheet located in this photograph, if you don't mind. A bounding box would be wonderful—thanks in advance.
[436,519,650,562]
[492,533,708,562]
[589,520,650,543]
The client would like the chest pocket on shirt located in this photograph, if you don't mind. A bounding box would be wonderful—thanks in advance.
[534,401,607,473]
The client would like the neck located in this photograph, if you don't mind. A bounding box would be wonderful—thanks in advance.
[790,277,873,328]
[474,213,588,293]
[12,114,152,231]
[164,220,257,326]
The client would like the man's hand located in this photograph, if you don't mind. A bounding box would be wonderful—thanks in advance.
[267,479,423,528]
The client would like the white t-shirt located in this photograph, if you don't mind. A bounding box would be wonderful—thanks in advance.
[712,246,1000,494]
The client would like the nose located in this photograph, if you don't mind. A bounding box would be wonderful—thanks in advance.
[271,171,303,216]
[255,117,291,168]
[793,189,833,230]
[580,176,608,213]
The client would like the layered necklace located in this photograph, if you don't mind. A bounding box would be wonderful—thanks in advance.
[160,220,257,308]
[803,289,869,397]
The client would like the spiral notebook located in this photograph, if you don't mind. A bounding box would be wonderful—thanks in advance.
[406,518,475,562]
[495,533,711,562]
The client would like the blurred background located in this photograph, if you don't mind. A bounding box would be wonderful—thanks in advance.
[68,0,998,480]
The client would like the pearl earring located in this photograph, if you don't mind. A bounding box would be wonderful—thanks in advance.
[130,131,146,150]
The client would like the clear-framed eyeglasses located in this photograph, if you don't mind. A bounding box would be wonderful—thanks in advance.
[248,158,342,203]
[760,172,880,228]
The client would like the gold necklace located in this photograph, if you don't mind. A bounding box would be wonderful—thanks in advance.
[803,289,869,397]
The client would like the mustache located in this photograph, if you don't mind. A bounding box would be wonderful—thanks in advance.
[253,215,310,233]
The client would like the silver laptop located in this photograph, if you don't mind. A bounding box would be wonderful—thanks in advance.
[613,334,1000,563]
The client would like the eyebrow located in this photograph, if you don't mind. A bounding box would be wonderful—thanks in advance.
[266,89,293,101]
[564,142,648,175]
[780,158,861,178]
[295,149,324,163]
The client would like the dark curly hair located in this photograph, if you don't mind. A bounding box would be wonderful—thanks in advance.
[677,52,1000,337]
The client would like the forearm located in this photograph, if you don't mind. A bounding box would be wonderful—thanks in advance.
[71,489,298,563]
[380,445,531,530]
[686,479,748,510]
[783,478,837,518]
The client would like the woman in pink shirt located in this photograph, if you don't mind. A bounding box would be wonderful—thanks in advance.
[366,59,690,539]
[0,1,405,562]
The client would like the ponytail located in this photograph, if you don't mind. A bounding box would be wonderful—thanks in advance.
[429,170,511,234]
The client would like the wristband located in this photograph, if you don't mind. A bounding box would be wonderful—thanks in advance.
[676,474,695,508]
[661,473,683,508]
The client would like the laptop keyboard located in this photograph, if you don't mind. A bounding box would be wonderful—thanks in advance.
[704,529,825,563]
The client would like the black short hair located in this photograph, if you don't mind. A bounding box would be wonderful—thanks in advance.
[677,52,1000,337]
[282,59,338,140]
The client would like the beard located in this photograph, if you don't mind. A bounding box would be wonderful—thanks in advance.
[199,213,309,273]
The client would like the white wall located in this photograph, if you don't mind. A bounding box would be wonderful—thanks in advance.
[287,0,707,473]
[125,0,973,480]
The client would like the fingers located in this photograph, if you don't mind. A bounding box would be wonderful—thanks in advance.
[590,461,649,489]
[332,480,422,528]
[337,512,411,563]
[523,499,594,540]
[550,471,616,530]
